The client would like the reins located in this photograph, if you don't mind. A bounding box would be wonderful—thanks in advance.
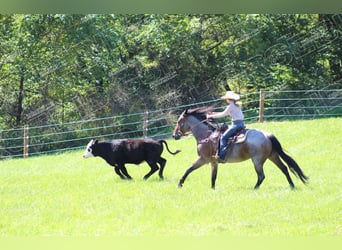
[190,119,208,130]
[190,118,218,131]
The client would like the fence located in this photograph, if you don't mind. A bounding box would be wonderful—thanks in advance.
[1,89,341,159]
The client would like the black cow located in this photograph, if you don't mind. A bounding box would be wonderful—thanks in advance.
[83,139,180,180]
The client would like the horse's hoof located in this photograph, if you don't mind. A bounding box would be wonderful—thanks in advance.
[177,183,183,188]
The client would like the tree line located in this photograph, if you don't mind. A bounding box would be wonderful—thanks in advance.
[1,14,341,130]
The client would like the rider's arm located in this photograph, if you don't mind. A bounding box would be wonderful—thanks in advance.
[207,105,231,119]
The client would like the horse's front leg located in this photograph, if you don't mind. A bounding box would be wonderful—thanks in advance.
[210,161,218,189]
[178,157,207,188]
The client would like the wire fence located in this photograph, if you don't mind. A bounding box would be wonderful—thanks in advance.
[1,89,341,159]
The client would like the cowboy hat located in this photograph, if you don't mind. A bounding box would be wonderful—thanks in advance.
[220,91,240,101]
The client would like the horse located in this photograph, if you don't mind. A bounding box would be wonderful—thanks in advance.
[172,106,308,189]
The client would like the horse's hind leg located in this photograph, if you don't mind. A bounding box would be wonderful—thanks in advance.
[269,154,295,188]
[251,157,266,189]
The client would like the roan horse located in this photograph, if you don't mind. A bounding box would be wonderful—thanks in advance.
[172,107,308,189]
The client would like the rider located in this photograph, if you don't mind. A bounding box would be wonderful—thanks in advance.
[206,91,244,160]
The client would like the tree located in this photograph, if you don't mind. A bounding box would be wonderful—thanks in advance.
[1,14,341,131]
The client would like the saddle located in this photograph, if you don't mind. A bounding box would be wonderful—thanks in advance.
[215,125,248,158]
[198,125,248,158]
[229,128,248,144]
[220,124,248,144]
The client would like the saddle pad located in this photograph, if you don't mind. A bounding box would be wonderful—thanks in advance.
[234,133,247,144]
[231,129,249,144]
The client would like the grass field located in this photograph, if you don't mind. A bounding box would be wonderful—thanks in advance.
[0,118,341,236]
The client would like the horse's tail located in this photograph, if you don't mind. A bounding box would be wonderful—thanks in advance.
[268,134,309,184]
[159,140,181,155]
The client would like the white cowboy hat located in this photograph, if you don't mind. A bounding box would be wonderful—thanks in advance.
[220,91,240,101]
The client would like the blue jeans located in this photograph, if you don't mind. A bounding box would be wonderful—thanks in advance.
[219,120,245,159]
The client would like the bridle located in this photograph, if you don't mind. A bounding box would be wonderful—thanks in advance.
[173,114,217,139]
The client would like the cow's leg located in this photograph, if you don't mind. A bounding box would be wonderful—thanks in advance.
[143,161,159,180]
[118,163,132,179]
[114,166,126,179]
[157,157,167,179]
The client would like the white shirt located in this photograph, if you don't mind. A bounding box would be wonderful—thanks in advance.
[209,102,244,122]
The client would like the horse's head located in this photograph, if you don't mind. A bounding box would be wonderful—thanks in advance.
[172,109,191,140]
[172,106,215,140]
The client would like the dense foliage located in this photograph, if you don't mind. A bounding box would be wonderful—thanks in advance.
[1,14,341,129]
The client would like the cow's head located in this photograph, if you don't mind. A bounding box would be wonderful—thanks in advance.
[83,139,98,158]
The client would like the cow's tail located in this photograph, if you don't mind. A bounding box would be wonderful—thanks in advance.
[160,140,181,155]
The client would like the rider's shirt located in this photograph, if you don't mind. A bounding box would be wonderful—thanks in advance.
[210,102,244,122]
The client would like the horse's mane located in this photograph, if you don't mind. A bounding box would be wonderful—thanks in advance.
[186,106,213,120]
[185,106,217,130]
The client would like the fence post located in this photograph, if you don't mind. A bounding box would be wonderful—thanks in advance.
[259,89,265,123]
[23,124,29,158]
[143,111,149,138]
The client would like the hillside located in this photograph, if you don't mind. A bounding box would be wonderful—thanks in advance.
[0,118,341,236]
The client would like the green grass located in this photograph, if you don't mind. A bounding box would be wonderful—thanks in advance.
[0,118,341,236]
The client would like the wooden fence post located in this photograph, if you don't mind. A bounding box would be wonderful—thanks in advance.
[259,89,265,123]
[143,111,149,138]
[23,124,29,158]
